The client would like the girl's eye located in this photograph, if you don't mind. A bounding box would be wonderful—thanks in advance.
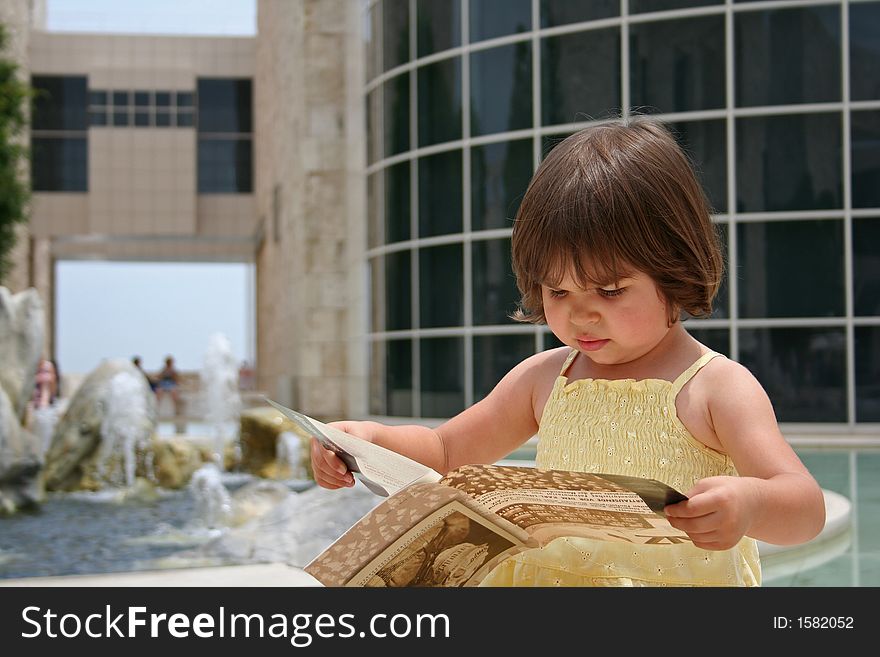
[548,289,567,298]
[598,288,625,298]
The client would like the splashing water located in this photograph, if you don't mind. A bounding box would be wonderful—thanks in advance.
[200,333,242,470]
[98,371,150,488]
[189,463,233,528]
[276,431,308,481]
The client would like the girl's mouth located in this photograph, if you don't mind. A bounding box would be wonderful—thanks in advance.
[576,338,610,352]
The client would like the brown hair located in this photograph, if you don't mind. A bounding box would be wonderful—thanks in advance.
[510,119,723,325]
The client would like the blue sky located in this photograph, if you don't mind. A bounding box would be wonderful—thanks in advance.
[46,0,256,35]
[48,1,257,375]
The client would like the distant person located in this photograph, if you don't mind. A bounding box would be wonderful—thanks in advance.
[155,355,181,415]
[32,358,59,408]
[132,355,157,392]
[238,360,255,391]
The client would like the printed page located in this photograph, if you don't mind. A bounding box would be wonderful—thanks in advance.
[305,483,533,587]
[441,464,692,546]
[266,398,441,496]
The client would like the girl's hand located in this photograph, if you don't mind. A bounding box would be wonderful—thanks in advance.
[664,476,759,551]
[309,421,376,490]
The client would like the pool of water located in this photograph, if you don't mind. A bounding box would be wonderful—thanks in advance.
[763,447,880,587]
[1,448,877,585]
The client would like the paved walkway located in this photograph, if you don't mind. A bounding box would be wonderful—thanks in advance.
[0,562,322,587]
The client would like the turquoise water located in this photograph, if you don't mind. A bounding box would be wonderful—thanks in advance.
[764,448,880,587]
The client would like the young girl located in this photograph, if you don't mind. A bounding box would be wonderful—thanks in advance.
[311,120,825,586]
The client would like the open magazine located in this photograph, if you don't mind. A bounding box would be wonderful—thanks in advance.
[266,399,689,587]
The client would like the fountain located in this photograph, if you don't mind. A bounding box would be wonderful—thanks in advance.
[200,333,241,470]
[188,463,233,529]
[98,370,152,488]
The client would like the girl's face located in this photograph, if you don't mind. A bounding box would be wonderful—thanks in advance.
[541,267,672,367]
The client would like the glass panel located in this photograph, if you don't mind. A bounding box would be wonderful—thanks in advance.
[366,87,380,165]
[543,331,565,350]
[155,91,171,107]
[134,91,150,106]
[855,327,880,422]
[176,91,194,107]
[113,110,129,127]
[112,90,130,107]
[471,138,532,230]
[473,334,534,401]
[540,0,618,28]
[386,161,411,244]
[851,2,880,101]
[88,109,107,126]
[176,111,194,128]
[470,42,532,137]
[684,327,730,357]
[134,110,150,127]
[631,0,721,12]
[31,76,88,130]
[630,15,725,113]
[420,244,463,328]
[714,223,729,319]
[155,110,172,127]
[853,218,880,317]
[197,79,252,133]
[197,137,253,193]
[371,251,411,332]
[472,238,519,326]
[30,137,87,192]
[383,0,410,71]
[420,337,465,417]
[370,340,413,416]
[736,113,842,212]
[417,57,461,146]
[852,110,880,209]
[88,90,107,106]
[419,150,462,237]
[470,0,531,43]
[368,172,381,249]
[417,0,461,57]
[541,28,620,126]
[738,327,846,422]
[667,119,727,213]
[735,6,840,107]
[738,220,844,318]
[384,74,410,158]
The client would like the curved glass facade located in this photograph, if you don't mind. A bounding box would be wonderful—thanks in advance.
[364,0,880,428]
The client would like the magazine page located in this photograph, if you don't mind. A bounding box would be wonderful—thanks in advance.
[441,464,692,546]
[305,483,533,587]
[265,398,442,496]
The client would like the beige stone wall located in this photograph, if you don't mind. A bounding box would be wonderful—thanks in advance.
[255,0,366,420]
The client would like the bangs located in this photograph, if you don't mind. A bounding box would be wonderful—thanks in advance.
[515,199,634,292]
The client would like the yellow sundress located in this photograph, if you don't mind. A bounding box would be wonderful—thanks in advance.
[479,349,761,587]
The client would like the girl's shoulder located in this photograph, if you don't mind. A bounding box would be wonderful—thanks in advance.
[692,352,770,406]
[496,346,571,394]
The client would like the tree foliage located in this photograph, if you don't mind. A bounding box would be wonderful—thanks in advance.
[0,22,32,284]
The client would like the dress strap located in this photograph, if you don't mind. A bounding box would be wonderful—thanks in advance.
[560,349,579,376]
[671,351,721,395]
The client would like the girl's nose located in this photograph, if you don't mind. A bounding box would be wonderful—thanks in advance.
[569,300,600,325]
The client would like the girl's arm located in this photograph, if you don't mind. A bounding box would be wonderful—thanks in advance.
[311,349,561,489]
[665,359,825,548]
